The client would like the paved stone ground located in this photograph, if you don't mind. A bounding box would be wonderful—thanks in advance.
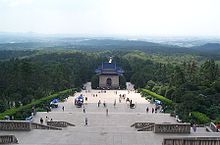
[0,82,219,145]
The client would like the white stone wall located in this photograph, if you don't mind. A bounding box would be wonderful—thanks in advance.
[99,75,119,89]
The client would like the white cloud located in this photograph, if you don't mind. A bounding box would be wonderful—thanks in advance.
[0,0,220,36]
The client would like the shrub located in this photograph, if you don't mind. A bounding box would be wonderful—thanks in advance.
[0,88,77,120]
[191,111,211,124]
[141,89,174,106]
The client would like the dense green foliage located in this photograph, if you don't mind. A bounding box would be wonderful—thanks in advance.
[119,76,126,89]
[141,89,174,106]
[190,112,211,124]
[0,47,220,124]
[0,52,100,113]
[111,51,219,123]
[129,54,220,123]
[91,75,99,89]
[0,89,74,120]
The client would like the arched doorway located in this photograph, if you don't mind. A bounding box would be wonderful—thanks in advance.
[106,78,112,87]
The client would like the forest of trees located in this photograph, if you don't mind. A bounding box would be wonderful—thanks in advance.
[0,49,219,123]
[0,52,99,112]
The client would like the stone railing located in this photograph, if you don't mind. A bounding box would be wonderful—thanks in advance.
[31,123,62,130]
[0,120,63,131]
[0,120,31,131]
[47,121,75,128]
[138,124,155,131]
[130,122,154,128]
[0,120,69,131]
[163,137,220,145]
[154,123,191,133]
[210,122,218,132]
[131,122,191,133]
[0,135,18,144]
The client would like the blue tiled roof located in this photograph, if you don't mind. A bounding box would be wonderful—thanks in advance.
[102,62,116,69]
[95,62,124,75]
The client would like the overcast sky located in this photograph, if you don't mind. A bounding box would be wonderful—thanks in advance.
[0,0,220,36]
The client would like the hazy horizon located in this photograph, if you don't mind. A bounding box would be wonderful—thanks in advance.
[1,0,220,37]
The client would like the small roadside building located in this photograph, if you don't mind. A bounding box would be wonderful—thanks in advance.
[95,59,124,89]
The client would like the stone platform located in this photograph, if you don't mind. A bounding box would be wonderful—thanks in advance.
[0,82,219,145]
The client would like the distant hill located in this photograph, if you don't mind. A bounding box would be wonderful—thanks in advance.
[192,43,220,52]
[0,33,220,56]
[77,39,161,47]
[190,43,220,59]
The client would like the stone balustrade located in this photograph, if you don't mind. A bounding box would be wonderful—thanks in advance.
[130,122,154,128]
[0,120,62,131]
[47,121,75,128]
[163,137,220,145]
[210,122,218,132]
[131,122,191,133]
[138,124,154,131]
[154,123,191,133]
[0,135,18,144]
[31,122,62,130]
[0,120,31,131]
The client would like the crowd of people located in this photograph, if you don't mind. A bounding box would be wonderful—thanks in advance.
[39,116,53,125]
[38,89,160,126]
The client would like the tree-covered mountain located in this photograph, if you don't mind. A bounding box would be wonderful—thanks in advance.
[0,50,219,124]
[0,34,219,56]
[1,34,220,122]
[192,43,220,52]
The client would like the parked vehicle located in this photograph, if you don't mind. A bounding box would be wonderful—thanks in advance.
[75,95,84,108]
[50,99,60,108]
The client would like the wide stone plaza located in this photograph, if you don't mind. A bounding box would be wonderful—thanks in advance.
[0,82,219,145]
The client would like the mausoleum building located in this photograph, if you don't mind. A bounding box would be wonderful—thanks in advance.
[95,59,124,89]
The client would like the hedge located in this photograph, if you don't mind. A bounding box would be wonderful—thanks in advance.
[0,88,77,120]
[191,111,211,124]
[141,89,174,106]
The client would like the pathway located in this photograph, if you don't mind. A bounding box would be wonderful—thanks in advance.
[0,82,219,145]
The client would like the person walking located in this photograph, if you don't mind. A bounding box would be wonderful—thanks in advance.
[192,124,197,132]
[62,106,65,111]
[83,105,86,113]
[98,100,101,107]
[40,117,43,124]
[113,99,116,108]
[152,108,154,113]
[45,116,48,124]
[146,107,149,113]
[103,101,106,107]
[106,108,109,116]
[85,117,88,126]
